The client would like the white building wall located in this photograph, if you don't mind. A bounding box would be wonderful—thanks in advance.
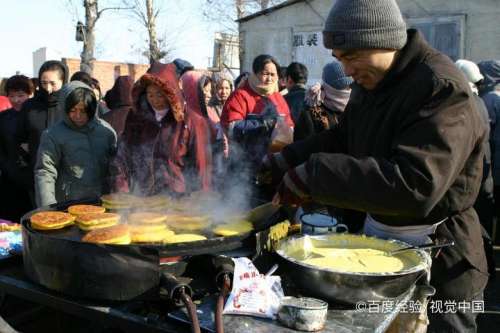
[32,47,64,77]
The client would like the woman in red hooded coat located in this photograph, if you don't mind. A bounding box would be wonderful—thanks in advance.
[111,63,212,196]
[180,71,228,190]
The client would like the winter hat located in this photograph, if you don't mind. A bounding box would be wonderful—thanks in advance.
[322,60,353,90]
[323,0,407,50]
[455,59,484,84]
[478,60,500,93]
[173,58,194,77]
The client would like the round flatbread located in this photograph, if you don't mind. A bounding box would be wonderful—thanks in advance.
[128,212,167,224]
[68,204,106,216]
[138,195,171,209]
[131,228,175,243]
[165,214,211,231]
[129,223,168,233]
[82,224,131,244]
[76,212,120,231]
[163,234,207,244]
[101,193,138,206]
[213,220,253,237]
[30,211,75,230]
[76,212,120,224]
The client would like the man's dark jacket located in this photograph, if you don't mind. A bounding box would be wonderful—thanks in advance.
[284,84,307,124]
[282,30,488,297]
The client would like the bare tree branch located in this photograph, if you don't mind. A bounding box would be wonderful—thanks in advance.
[97,5,134,20]
[121,0,178,64]
[203,0,285,33]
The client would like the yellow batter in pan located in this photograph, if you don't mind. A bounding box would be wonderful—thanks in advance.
[298,247,407,273]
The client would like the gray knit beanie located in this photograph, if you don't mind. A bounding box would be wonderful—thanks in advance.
[323,0,407,50]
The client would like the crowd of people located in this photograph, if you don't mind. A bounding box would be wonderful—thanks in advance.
[0,0,499,331]
[0,51,364,219]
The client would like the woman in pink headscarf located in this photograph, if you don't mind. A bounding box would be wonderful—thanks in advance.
[180,71,228,190]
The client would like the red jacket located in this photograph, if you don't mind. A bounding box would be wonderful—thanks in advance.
[0,96,11,112]
[220,82,293,128]
[111,63,212,195]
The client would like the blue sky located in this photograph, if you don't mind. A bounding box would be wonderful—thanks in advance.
[0,0,227,78]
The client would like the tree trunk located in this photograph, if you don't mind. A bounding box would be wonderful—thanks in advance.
[235,0,244,19]
[146,0,161,64]
[81,0,97,74]
[259,0,270,10]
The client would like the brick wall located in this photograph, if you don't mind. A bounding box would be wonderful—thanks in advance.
[62,58,149,97]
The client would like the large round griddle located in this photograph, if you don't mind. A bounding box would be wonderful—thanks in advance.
[21,198,255,301]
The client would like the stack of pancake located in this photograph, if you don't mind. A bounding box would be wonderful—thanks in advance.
[100,193,138,210]
[30,211,76,230]
[82,224,131,244]
[128,212,174,243]
[164,214,211,232]
[68,204,106,216]
[138,196,171,211]
[76,212,121,231]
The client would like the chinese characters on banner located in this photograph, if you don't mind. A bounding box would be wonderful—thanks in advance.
[292,31,334,85]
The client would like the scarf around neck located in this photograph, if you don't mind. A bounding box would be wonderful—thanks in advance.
[248,73,278,96]
[305,82,351,112]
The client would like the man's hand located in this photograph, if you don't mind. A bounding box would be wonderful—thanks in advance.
[256,153,289,187]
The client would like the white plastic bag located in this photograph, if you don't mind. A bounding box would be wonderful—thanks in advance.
[223,257,284,319]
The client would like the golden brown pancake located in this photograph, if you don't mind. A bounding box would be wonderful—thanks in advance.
[68,204,106,216]
[76,212,120,231]
[138,195,171,209]
[100,193,140,210]
[129,223,168,233]
[30,211,76,230]
[163,234,207,244]
[165,214,211,231]
[101,193,137,204]
[130,228,174,243]
[213,220,253,237]
[128,212,167,224]
[82,224,131,244]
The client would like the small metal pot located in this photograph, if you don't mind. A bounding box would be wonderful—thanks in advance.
[277,296,328,331]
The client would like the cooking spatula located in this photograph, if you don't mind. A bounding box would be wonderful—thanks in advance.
[386,241,455,256]
[246,202,281,230]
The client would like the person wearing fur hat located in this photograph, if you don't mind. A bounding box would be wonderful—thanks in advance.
[34,81,116,207]
[111,63,212,196]
[294,60,352,141]
[262,0,488,331]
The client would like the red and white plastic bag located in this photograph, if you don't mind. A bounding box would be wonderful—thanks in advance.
[223,257,284,319]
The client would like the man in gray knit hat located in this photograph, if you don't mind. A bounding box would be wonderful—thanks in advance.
[262,0,489,332]
[323,0,408,90]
